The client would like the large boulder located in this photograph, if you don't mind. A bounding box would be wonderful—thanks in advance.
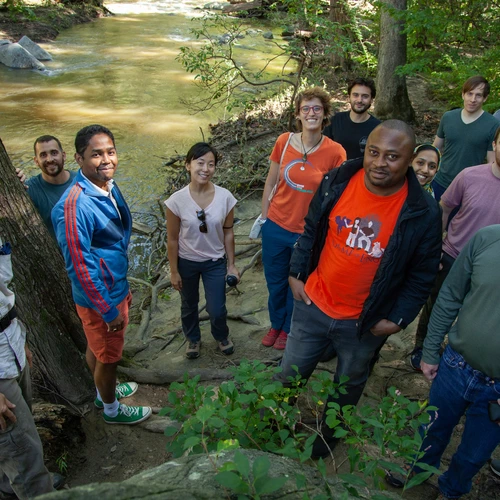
[18,35,53,61]
[0,42,45,70]
[38,449,400,499]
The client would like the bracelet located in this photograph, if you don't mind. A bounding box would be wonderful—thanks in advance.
[223,225,234,229]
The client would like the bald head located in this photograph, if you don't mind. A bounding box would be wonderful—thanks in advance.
[363,120,416,196]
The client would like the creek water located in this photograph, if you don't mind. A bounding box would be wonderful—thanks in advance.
[0,0,288,205]
[0,0,290,270]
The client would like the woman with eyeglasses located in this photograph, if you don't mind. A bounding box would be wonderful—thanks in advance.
[165,142,239,359]
[260,87,346,350]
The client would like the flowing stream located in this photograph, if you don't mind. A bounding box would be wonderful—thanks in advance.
[0,0,290,270]
[0,0,288,206]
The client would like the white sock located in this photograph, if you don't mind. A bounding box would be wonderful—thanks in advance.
[103,399,119,417]
[96,388,102,402]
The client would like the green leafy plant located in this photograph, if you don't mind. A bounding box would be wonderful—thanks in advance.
[161,360,440,498]
[56,451,68,474]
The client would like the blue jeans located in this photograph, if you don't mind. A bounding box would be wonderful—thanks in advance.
[178,257,228,343]
[261,219,301,334]
[419,345,500,499]
[276,299,386,408]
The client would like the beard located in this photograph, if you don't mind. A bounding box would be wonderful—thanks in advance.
[351,103,371,114]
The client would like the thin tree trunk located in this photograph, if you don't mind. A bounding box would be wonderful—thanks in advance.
[0,138,93,404]
[374,0,416,123]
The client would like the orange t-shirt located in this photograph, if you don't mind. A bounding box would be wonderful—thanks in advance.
[305,169,408,319]
[267,133,346,233]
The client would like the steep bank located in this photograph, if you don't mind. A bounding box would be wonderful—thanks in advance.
[0,2,107,43]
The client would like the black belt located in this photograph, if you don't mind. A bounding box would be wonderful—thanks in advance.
[0,306,17,332]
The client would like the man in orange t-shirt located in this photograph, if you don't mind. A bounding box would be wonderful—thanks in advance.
[276,121,442,458]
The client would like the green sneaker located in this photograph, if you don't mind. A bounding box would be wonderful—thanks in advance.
[103,404,152,425]
[94,381,139,408]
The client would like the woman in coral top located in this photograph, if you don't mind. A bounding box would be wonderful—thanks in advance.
[260,87,346,350]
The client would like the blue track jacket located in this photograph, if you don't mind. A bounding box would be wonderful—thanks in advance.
[52,171,132,323]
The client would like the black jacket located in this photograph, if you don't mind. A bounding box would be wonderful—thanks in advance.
[289,158,442,336]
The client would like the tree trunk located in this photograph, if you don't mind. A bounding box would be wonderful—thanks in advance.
[374,0,416,123]
[0,138,93,405]
[329,0,349,69]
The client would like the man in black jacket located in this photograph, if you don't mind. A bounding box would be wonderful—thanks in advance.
[278,120,442,458]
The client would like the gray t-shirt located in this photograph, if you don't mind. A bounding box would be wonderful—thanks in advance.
[434,108,499,189]
[26,171,77,239]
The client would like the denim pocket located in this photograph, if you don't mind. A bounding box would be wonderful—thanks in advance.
[442,345,461,369]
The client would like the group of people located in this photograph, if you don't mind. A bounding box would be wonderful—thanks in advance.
[1,74,499,499]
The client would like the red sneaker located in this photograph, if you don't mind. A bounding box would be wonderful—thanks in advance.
[262,328,281,347]
[273,331,288,350]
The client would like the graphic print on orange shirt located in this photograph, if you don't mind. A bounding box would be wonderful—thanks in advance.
[305,169,408,319]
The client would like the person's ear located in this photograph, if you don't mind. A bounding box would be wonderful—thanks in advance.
[75,152,83,167]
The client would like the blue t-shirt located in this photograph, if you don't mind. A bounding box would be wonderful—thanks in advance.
[26,171,77,239]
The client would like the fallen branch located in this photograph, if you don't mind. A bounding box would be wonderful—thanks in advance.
[117,366,233,384]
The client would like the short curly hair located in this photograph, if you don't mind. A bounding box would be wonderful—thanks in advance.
[294,87,332,131]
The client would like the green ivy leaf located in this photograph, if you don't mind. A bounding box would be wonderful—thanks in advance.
[234,450,250,478]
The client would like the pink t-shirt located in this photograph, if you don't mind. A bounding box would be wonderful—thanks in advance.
[165,184,237,262]
[442,164,500,258]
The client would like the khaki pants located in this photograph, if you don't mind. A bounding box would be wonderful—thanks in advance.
[0,364,53,499]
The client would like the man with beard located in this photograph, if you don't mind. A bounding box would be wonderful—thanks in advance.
[19,136,76,239]
[323,78,381,159]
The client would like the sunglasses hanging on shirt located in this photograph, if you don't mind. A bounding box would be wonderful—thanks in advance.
[197,209,208,233]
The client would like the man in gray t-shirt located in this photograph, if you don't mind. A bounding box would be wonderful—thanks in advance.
[17,135,76,239]
[432,75,499,201]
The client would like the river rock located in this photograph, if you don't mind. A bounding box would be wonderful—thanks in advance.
[263,31,274,39]
[203,2,226,10]
[37,449,401,499]
[0,42,45,70]
[18,35,53,61]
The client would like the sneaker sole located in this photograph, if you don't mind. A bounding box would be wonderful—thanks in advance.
[104,408,152,425]
[490,462,500,477]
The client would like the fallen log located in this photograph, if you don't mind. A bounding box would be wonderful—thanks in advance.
[117,366,233,384]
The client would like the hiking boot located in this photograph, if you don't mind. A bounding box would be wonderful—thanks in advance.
[186,341,201,359]
[262,327,280,347]
[103,404,152,425]
[410,347,423,371]
[491,459,500,477]
[95,381,139,408]
[273,331,288,350]
[218,338,234,355]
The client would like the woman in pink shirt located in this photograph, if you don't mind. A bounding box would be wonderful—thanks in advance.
[165,143,239,359]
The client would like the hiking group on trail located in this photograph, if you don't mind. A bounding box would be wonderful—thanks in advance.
[2,75,500,499]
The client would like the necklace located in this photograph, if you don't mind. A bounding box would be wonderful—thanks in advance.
[301,134,322,162]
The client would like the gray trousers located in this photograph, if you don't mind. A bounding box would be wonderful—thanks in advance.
[0,364,53,499]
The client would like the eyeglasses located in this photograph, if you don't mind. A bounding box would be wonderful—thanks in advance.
[196,209,207,233]
[300,105,323,114]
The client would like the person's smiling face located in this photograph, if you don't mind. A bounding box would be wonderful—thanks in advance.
[412,149,439,187]
[75,133,117,189]
[363,126,414,196]
[297,98,324,133]
[186,151,216,185]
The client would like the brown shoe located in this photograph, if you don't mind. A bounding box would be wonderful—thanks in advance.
[186,341,201,359]
[219,338,234,355]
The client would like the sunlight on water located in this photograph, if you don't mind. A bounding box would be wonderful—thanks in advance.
[0,0,294,271]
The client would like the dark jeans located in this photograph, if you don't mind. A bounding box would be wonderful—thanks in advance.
[261,219,300,334]
[418,345,500,498]
[0,364,54,499]
[178,257,228,343]
[414,251,456,349]
[276,299,387,409]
